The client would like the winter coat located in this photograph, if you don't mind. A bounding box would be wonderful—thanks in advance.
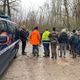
[30,30,40,45]
[69,34,79,53]
[49,31,58,44]
[42,30,50,42]
[20,29,27,42]
[58,32,68,44]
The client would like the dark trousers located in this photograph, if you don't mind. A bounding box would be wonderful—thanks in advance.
[51,43,57,59]
[32,45,39,56]
[43,43,50,57]
[22,41,26,54]
[72,46,77,58]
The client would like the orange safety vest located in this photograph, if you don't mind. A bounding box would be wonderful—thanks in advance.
[30,30,41,45]
[1,32,9,45]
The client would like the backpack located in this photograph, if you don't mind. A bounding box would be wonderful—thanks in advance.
[70,34,78,46]
[50,32,58,44]
[59,32,68,43]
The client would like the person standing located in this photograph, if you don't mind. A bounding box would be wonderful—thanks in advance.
[49,27,58,59]
[58,29,68,58]
[69,30,79,58]
[30,26,41,57]
[42,28,50,57]
[69,30,76,54]
[20,25,27,55]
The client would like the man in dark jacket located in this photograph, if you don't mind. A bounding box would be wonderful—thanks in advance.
[58,29,68,58]
[69,30,79,58]
[20,26,27,55]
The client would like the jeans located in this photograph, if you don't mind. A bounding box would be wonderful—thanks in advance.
[32,45,39,56]
[43,43,50,57]
[60,43,67,57]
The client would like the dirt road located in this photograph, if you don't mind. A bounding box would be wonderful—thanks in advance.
[1,43,80,80]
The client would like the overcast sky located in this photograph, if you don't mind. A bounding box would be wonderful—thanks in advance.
[21,0,47,11]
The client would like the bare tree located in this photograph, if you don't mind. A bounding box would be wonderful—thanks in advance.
[64,0,70,29]
[0,0,20,17]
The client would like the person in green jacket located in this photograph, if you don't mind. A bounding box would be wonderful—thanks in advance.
[42,28,50,57]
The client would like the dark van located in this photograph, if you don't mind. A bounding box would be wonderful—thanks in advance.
[0,18,20,75]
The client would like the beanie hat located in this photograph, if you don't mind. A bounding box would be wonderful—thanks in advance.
[34,26,38,30]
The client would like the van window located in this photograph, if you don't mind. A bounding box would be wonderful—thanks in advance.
[0,21,7,34]
[7,22,16,33]
[7,22,17,42]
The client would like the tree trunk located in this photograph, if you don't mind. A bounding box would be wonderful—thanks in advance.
[3,0,6,15]
[7,0,11,17]
[64,0,70,29]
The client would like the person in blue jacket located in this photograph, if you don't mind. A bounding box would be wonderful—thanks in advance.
[69,30,79,58]
[58,29,68,58]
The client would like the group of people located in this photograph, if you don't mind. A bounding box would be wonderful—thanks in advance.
[20,26,80,59]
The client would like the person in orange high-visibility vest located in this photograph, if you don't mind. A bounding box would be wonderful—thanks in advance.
[0,31,9,45]
[30,26,41,57]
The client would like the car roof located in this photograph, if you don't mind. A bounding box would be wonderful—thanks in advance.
[0,18,17,26]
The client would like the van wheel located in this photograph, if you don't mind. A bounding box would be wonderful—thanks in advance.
[14,49,18,59]
[14,54,17,59]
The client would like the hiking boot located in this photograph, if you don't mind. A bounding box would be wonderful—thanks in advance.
[22,52,26,55]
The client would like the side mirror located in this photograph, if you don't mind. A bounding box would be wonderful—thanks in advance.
[0,36,7,43]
